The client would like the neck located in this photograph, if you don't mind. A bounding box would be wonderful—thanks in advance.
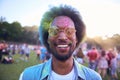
[52,56,74,75]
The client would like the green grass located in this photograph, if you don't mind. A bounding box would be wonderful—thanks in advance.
[0,51,120,80]
[0,51,40,80]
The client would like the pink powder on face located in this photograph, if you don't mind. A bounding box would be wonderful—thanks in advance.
[52,16,75,28]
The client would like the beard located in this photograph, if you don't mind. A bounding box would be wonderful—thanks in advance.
[51,46,74,62]
[48,38,76,62]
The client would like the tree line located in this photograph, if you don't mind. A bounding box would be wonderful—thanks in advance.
[0,16,120,50]
[0,20,39,44]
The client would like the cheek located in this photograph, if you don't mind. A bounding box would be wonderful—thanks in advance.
[69,35,77,43]
[70,36,77,47]
[48,37,55,46]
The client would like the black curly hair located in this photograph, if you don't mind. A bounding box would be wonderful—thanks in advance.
[39,5,86,53]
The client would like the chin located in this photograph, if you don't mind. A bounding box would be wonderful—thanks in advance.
[52,49,73,62]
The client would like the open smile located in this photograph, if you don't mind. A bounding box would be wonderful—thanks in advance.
[57,44,68,48]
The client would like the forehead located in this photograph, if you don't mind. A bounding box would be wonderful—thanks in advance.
[51,16,75,28]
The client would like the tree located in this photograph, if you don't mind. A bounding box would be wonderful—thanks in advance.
[0,16,6,24]
[9,22,22,41]
[0,22,10,40]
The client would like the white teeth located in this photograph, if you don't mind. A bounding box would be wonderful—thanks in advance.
[57,45,68,48]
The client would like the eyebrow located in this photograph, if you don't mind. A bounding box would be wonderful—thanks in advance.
[50,25,75,29]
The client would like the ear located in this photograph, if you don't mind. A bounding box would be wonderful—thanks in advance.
[47,39,50,44]
[76,37,78,44]
[75,37,79,49]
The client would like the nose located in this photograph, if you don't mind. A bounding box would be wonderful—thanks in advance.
[57,32,68,40]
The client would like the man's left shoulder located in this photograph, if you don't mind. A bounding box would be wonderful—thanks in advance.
[79,64,102,80]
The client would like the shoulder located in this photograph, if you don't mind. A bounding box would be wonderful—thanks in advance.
[23,63,45,76]
[74,59,101,80]
[77,63,102,80]
[24,63,44,72]
[22,62,47,80]
[21,59,52,80]
[83,66,101,79]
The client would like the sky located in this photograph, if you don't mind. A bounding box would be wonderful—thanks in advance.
[0,0,120,38]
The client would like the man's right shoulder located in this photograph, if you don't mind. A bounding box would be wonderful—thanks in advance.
[23,63,45,74]
[81,65,102,80]
[21,63,46,80]
[22,59,52,80]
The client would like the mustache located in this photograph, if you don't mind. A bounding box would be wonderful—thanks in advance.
[51,44,74,62]
[53,40,72,46]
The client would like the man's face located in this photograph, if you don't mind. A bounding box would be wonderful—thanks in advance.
[48,16,77,61]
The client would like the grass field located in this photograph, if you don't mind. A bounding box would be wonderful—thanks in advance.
[0,51,40,80]
[0,51,120,80]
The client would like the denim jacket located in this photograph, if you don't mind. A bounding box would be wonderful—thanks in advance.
[21,58,102,80]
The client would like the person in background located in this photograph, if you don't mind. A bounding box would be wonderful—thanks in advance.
[116,48,120,73]
[39,45,48,63]
[0,41,7,62]
[1,55,14,64]
[19,5,102,80]
[20,43,26,60]
[73,47,85,64]
[106,49,114,75]
[97,50,108,79]
[110,53,118,80]
[24,44,31,61]
[35,45,41,59]
[87,47,99,70]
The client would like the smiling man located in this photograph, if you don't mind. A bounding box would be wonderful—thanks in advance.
[19,5,102,80]
[48,16,77,62]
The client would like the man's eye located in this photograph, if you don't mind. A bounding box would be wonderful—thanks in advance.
[49,28,58,36]
[66,30,72,35]
[53,29,58,35]
[66,29,76,35]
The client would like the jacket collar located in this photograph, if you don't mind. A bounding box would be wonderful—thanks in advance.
[74,59,86,80]
[41,58,85,80]
[41,58,52,80]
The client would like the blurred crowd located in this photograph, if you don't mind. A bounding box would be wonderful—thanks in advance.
[0,40,51,64]
[0,40,120,80]
[74,45,120,80]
